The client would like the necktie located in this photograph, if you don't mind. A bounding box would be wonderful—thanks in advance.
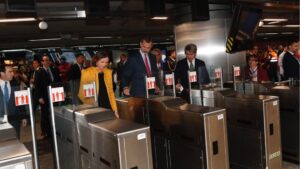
[47,68,54,82]
[144,54,151,76]
[4,82,9,103]
[189,61,194,71]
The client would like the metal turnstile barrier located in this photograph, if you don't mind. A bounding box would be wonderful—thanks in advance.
[117,96,230,169]
[225,94,282,169]
[0,139,32,169]
[54,104,96,169]
[90,119,153,169]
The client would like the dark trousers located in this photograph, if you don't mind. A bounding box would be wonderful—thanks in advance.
[40,102,52,137]
[10,120,21,139]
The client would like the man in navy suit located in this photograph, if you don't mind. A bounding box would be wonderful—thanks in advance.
[0,64,27,138]
[175,43,210,102]
[121,37,160,97]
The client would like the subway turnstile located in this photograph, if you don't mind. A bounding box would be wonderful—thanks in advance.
[90,119,153,169]
[225,94,282,169]
[0,139,32,169]
[117,96,229,169]
[54,104,96,169]
[74,107,116,169]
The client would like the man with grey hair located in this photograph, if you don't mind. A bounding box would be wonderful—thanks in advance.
[175,43,210,102]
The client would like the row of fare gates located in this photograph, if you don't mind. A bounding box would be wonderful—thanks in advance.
[0,66,299,169]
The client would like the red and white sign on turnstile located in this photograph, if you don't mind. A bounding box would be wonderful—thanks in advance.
[146,77,156,89]
[165,74,174,86]
[51,87,65,102]
[214,68,222,79]
[188,71,197,83]
[14,90,29,106]
[83,84,95,98]
[234,66,241,77]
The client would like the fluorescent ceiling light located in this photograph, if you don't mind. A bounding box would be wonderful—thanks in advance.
[84,36,112,39]
[151,16,168,20]
[265,33,278,35]
[283,25,300,27]
[281,32,294,35]
[77,10,86,18]
[263,19,288,22]
[29,38,62,42]
[261,25,281,27]
[0,18,36,23]
[1,49,32,52]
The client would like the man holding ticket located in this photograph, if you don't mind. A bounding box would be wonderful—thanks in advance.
[175,43,210,102]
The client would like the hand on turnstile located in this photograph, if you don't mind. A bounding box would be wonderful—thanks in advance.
[114,111,120,119]
[123,87,130,96]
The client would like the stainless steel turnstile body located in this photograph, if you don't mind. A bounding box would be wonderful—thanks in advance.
[90,119,153,169]
[225,94,282,169]
[74,107,115,169]
[0,139,32,169]
[117,96,229,169]
[54,104,96,169]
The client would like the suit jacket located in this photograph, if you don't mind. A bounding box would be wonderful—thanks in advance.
[34,67,61,102]
[175,58,210,90]
[68,63,82,81]
[0,85,25,121]
[283,51,299,79]
[243,66,269,82]
[121,50,158,97]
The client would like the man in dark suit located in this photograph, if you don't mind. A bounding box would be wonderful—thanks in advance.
[283,39,299,80]
[34,55,61,139]
[68,53,85,104]
[175,43,210,102]
[0,64,27,138]
[121,36,159,97]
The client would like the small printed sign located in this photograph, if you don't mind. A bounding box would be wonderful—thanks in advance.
[51,87,65,102]
[83,84,95,98]
[234,66,241,77]
[188,71,197,83]
[214,68,222,79]
[14,90,29,106]
[165,74,174,86]
[137,133,146,140]
[217,114,224,120]
[147,77,156,89]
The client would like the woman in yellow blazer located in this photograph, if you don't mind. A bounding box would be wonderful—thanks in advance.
[78,52,119,118]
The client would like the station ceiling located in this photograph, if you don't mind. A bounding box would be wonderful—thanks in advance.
[0,0,298,49]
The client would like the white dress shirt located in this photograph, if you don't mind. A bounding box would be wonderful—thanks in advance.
[0,79,11,99]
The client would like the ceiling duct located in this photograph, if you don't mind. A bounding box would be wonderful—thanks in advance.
[5,0,36,17]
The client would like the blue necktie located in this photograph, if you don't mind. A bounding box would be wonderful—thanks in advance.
[4,82,9,103]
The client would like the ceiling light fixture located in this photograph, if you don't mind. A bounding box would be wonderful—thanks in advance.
[0,17,36,23]
[29,38,62,42]
[151,16,168,20]
[262,18,288,22]
[283,25,300,27]
[84,36,113,39]
[281,32,294,35]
